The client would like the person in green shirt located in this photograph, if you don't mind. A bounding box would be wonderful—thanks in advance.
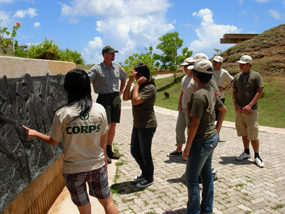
[183,59,227,214]
[123,63,157,188]
[233,55,264,168]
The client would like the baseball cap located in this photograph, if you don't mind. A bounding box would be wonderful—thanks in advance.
[180,57,195,66]
[102,46,118,55]
[237,55,252,64]
[187,53,208,70]
[193,59,213,74]
[213,56,223,63]
[193,53,209,61]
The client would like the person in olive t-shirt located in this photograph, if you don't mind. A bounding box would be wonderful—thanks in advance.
[182,59,227,214]
[233,55,264,168]
[123,63,157,189]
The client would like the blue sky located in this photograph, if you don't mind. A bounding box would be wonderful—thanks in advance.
[1,0,284,65]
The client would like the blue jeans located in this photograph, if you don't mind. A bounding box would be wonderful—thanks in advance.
[185,134,219,214]
[131,127,156,181]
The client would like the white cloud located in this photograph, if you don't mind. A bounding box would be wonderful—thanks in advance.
[0,0,14,2]
[69,18,79,24]
[189,8,241,57]
[268,9,281,20]
[34,22,40,28]
[61,0,174,64]
[13,8,37,19]
[81,37,103,64]
[0,10,17,28]
[283,0,285,5]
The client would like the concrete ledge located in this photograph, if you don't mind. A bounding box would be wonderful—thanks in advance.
[2,155,65,214]
[0,56,76,78]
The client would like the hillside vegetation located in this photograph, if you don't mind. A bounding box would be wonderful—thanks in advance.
[155,24,285,128]
[218,23,285,77]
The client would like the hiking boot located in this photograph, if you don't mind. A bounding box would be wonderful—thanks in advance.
[106,145,120,159]
[236,152,251,161]
[133,174,144,182]
[254,157,265,168]
[167,150,182,157]
[107,156,112,164]
[136,179,154,188]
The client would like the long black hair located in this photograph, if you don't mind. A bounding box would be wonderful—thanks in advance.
[63,69,92,122]
[134,63,156,86]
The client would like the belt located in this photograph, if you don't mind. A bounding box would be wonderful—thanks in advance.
[99,92,119,97]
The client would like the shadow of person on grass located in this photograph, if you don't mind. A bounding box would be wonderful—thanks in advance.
[110,181,147,195]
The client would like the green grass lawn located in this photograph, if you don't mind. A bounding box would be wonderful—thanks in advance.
[154,74,285,129]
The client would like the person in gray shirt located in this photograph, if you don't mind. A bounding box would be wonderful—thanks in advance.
[88,46,127,164]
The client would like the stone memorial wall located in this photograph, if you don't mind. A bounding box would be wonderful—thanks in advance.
[0,73,67,213]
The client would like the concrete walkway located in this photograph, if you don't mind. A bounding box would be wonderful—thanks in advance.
[48,74,285,214]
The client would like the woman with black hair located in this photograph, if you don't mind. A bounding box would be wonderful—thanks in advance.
[123,63,157,188]
[182,60,227,214]
[23,69,118,214]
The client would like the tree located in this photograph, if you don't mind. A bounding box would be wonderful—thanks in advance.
[122,46,157,77]
[213,48,222,57]
[153,31,192,82]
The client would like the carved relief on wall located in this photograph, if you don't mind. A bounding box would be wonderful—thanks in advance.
[0,73,67,212]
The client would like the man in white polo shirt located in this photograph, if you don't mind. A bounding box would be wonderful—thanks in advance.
[212,56,234,120]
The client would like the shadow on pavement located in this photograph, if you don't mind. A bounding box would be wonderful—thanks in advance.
[219,156,254,166]
[163,208,187,214]
[164,156,187,164]
[110,181,145,195]
[167,177,186,185]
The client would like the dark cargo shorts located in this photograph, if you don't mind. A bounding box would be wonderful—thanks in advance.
[97,93,121,125]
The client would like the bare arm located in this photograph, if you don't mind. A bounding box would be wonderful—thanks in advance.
[215,105,227,135]
[23,126,58,146]
[243,87,263,113]
[233,88,242,113]
[218,80,234,91]
[100,132,108,167]
[183,117,200,159]
[119,79,127,96]
[131,76,147,106]
[123,71,136,101]
[178,90,183,111]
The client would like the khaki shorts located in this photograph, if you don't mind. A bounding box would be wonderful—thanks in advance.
[235,110,259,141]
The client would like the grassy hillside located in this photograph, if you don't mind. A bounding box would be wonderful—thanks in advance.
[155,74,285,128]
[216,23,285,77]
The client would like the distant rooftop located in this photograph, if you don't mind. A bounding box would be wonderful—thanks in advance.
[220,33,259,44]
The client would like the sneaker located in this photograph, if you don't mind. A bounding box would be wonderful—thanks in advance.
[236,152,251,161]
[167,150,182,157]
[133,174,144,182]
[136,179,154,188]
[254,157,265,168]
